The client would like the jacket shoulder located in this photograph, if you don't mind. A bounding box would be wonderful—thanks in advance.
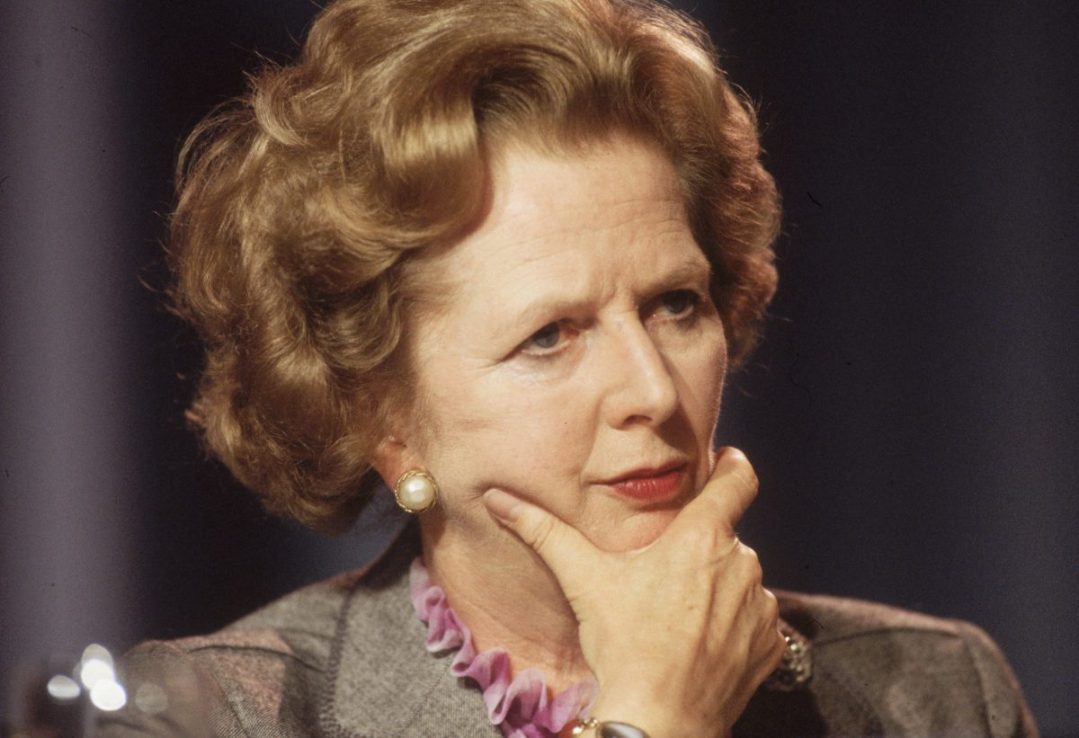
[776,589,964,643]
[216,568,363,664]
[96,569,364,737]
[774,590,1037,738]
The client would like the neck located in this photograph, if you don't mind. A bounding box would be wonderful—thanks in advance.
[419,514,593,693]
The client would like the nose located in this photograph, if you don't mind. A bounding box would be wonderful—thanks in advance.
[600,318,679,429]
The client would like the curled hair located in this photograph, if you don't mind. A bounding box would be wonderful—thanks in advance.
[170,0,780,532]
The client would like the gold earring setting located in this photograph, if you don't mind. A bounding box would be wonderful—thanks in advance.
[394,469,439,513]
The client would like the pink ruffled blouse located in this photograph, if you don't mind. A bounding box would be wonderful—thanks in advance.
[409,557,597,738]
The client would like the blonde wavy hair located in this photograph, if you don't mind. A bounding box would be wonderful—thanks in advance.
[169,0,780,532]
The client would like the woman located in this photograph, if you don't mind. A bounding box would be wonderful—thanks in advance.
[99,0,1036,736]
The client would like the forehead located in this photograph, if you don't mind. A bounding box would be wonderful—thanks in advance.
[488,135,686,230]
[432,136,702,289]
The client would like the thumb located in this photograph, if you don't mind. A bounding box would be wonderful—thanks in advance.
[482,488,598,594]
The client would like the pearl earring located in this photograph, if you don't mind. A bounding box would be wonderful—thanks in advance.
[393,469,439,513]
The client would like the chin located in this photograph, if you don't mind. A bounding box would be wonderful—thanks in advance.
[591,507,681,553]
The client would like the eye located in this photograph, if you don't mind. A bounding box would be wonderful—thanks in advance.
[521,321,566,355]
[656,289,700,319]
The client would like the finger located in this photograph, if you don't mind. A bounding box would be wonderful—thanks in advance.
[482,489,598,594]
[671,447,759,536]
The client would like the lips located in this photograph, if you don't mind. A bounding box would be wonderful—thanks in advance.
[597,460,689,502]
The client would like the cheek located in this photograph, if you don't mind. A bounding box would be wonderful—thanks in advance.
[495,389,596,490]
[675,332,727,478]
[418,377,593,496]
[679,332,727,424]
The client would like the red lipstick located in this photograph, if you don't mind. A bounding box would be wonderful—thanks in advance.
[601,462,688,502]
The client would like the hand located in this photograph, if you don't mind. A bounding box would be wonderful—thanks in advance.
[482,447,786,738]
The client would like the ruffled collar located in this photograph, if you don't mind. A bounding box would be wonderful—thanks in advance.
[408,557,597,738]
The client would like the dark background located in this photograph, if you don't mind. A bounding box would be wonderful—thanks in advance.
[2,2,1076,735]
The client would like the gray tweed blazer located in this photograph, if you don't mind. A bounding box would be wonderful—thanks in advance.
[97,532,1037,737]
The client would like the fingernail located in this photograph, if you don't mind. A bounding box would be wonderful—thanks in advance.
[483,489,523,523]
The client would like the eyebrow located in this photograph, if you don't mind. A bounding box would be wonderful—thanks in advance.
[649,257,714,295]
[500,256,714,335]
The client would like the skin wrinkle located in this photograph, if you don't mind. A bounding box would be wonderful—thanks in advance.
[377,135,729,692]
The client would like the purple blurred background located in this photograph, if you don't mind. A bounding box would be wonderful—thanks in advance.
[2,2,1076,734]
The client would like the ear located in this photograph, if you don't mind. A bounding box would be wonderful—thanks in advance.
[371,433,426,490]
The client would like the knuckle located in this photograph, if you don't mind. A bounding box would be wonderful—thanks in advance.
[748,564,764,590]
[738,535,763,565]
[761,588,780,626]
[737,543,764,583]
[738,541,760,563]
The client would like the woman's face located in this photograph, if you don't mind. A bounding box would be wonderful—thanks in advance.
[399,135,728,553]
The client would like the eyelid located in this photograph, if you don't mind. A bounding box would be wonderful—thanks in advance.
[515,319,574,358]
[648,288,705,320]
